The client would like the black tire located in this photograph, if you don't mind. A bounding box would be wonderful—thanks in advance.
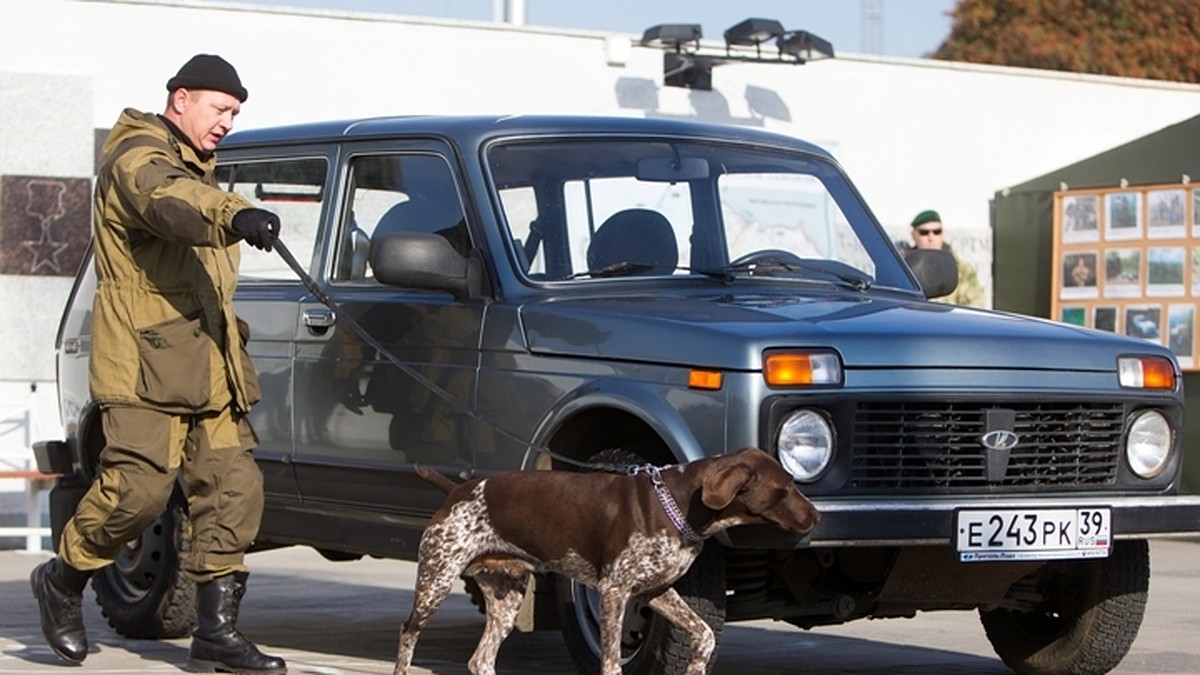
[979,539,1149,675]
[92,488,196,639]
[556,448,728,675]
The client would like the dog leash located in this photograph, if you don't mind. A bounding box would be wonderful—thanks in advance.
[274,238,709,541]
[271,237,627,474]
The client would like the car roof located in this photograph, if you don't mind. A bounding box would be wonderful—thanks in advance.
[220,114,834,159]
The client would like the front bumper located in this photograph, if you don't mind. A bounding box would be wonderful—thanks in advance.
[721,494,1200,548]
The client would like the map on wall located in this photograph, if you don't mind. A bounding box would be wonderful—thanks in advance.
[1052,182,1198,370]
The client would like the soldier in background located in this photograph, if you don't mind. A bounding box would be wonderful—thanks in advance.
[906,209,985,307]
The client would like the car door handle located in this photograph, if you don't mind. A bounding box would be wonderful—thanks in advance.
[302,308,336,329]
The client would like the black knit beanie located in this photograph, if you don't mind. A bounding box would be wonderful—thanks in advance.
[166,54,248,102]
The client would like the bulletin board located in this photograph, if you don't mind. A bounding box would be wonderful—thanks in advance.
[1050,182,1198,370]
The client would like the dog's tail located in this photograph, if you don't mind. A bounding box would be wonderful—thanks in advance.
[415,464,461,495]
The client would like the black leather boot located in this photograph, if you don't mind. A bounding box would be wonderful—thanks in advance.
[29,557,91,663]
[186,572,286,674]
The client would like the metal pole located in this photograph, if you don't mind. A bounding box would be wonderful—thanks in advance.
[25,383,42,552]
[507,0,526,26]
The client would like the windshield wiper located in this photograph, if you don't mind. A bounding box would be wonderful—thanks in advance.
[693,260,874,291]
[820,267,874,291]
[564,260,656,279]
[561,259,874,292]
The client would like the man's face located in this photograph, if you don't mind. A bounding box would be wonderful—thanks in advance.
[912,221,944,250]
[173,89,241,153]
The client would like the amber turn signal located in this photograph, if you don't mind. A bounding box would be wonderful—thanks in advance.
[688,369,723,390]
[763,352,842,387]
[1118,356,1176,390]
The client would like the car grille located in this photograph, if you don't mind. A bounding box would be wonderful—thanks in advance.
[849,401,1124,490]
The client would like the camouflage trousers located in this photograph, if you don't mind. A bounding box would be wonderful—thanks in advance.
[58,404,264,583]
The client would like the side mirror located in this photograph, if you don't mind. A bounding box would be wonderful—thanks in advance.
[903,248,959,300]
[370,233,471,297]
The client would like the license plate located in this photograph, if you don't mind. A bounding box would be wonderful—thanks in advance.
[955,508,1111,562]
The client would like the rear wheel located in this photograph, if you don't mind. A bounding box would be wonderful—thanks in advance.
[556,448,727,675]
[979,540,1149,675]
[92,488,195,638]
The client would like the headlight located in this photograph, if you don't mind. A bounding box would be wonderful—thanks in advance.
[776,409,833,482]
[1125,410,1172,479]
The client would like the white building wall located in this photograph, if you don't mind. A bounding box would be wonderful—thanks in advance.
[0,65,90,487]
[3,2,1197,230]
[0,68,91,390]
[1,0,1199,462]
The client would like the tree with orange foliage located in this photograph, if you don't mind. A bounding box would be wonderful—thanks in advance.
[933,0,1200,83]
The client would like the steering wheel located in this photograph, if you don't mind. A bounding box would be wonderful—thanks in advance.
[730,249,806,267]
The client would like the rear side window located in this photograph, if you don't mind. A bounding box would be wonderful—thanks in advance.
[217,157,328,281]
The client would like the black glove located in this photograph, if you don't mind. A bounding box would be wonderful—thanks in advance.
[232,208,281,252]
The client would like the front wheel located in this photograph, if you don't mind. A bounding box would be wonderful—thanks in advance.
[556,448,727,675]
[979,539,1149,675]
[92,488,196,638]
[558,542,726,675]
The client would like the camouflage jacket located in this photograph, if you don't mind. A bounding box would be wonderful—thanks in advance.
[936,244,986,308]
[89,108,259,413]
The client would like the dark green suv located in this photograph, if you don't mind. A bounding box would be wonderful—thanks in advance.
[39,115,1200,675]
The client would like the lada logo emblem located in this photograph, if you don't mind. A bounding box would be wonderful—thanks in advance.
[982,409,1018,483]
[980,430,1020,450]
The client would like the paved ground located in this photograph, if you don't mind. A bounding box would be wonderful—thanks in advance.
[0,539,1197,674]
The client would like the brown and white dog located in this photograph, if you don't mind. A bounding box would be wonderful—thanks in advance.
[393,447,820,675]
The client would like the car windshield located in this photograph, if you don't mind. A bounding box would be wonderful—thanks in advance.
[488,138,914,291]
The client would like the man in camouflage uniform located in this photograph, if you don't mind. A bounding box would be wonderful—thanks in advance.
[907,209,985,307]
[30,54,285,674]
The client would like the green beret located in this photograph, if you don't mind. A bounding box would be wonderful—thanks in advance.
[911,209,941,227]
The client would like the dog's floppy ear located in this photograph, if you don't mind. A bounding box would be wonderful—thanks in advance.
[701,460,753,510]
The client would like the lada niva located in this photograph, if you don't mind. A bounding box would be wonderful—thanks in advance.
[38,115,1200,675]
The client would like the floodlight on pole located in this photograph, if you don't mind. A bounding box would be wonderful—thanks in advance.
[641,17,835,90]
[724,18,785,58]
[641,24,702,52]
[777,30,836,62]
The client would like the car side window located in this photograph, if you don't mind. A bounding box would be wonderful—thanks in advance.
[218,157,327,281]
[333,153,469,283]
[498,185,540,275]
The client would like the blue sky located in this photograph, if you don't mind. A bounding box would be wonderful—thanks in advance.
[225,0,958,58]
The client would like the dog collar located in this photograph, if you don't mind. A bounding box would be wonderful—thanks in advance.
[631,465,705,543]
